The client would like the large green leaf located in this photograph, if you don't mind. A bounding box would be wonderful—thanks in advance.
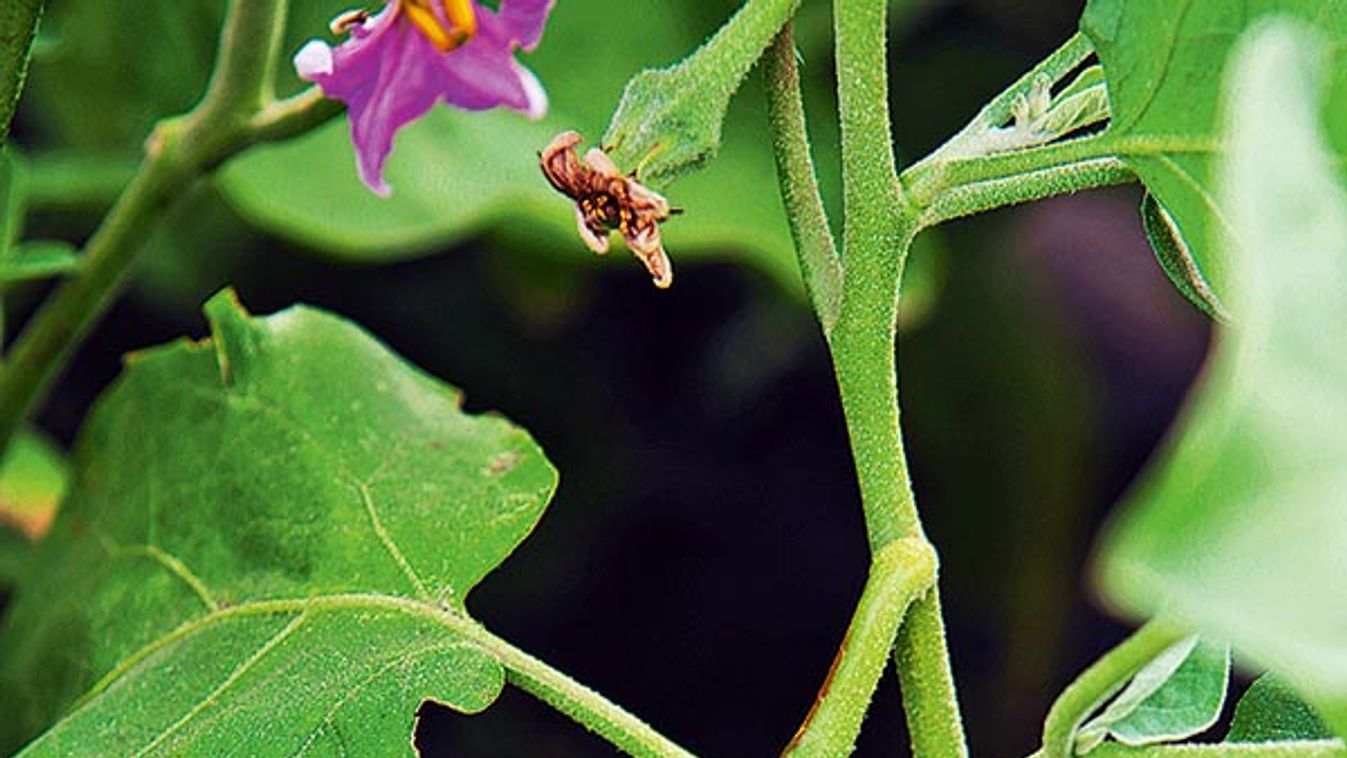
[1096,19,1347,738]
[0,289,557,755]
[1074,637,1230,754]
[1082,0,1347,310]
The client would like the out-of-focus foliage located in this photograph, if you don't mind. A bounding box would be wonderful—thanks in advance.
[1083,0,1347,315]
[22,0,860,295]
[1097,20,1347,739]
[0,291,556,755]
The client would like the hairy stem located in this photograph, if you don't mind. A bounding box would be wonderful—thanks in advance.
[490,636,699,758]
[0,0,341,455]
[1037,620,1188,758]
[783,537,938,756]
[828,0,969,755]
[763,25,842,335]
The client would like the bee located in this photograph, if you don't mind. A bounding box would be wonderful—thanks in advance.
[540,131,679,289]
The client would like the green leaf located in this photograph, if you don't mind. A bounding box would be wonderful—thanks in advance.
[0,0,44,144]
[1227,675,1333,743]
[1082,0,1347,310]
[0,239,77,285]
[1140,193,1228,321]
[0,290,557,755]
[1096,19,1347,739]
[1075,637,1230,754]
[0,428,66,542]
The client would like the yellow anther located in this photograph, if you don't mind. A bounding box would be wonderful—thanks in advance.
[402,0,476,53]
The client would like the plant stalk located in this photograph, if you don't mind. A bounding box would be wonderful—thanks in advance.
[1036,620,1188,758]
[0,0,341,455]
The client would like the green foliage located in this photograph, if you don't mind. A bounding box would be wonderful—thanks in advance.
[0,428,65,538]
[0,290,557,755]
[1096,19,1347,739]
[0,0,43,144]
[1227,675,1332,744]
[20,0,844,294]
[603,0,798,184]
[1081,0,1347,312]
[1075,637,1230,754]
[0,240,76,285]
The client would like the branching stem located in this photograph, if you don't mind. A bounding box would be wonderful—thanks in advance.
[0,0,341,455]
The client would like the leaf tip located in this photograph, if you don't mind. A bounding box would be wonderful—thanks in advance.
[203,288,262,389]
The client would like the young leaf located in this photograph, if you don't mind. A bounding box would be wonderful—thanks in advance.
[1082,0,1347,311]
[0,429,66,541]
[0,290,557,756]
[1096,20,1347,739]
[1227,675,1332,743]
[1139,193,1228,321]
[1075,637,1231,754]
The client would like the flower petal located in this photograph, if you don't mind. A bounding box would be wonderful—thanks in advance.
[300,6,450,196]
[483,0,554,51]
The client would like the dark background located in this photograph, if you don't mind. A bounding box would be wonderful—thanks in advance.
[8,0,1214,755]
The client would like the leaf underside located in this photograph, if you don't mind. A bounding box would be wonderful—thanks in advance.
[1082,0,1347,311]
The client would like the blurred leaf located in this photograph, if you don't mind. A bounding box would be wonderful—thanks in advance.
[223,0,809,291]
[1140,193,1227,321]
[0,0,44,143]
[1227,675,1332,743]
[1075,637,1230,754]
[0,147,25,254]
[1082,0,1347,310]
[20,0,220,150]
[1096,20,1347,738]
[0,429,65,541]
[20,0,867,297]
[0,239,76,285]
[0,290,556,754]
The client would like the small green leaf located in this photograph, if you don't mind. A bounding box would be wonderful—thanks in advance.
[0,290,557,755]
[1139,193,1228,321]
[1227,675,1332,743]
[0,429,65,542]
[602,0,799,183]
[0,240,77,285]
[1082,0,1347,310]
[1075,637,1231,754]
[1096,19,1347,739]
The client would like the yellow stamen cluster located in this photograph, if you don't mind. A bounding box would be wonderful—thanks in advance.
[403,0,477,52]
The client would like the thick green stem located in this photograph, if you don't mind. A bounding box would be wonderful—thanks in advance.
[783,537,937,757]
[763,25,842,334]
[0,0,340,455]
[1037,620,1188,758]
[828,0,969,756]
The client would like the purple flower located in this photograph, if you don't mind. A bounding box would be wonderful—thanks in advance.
[295,0,553,196]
